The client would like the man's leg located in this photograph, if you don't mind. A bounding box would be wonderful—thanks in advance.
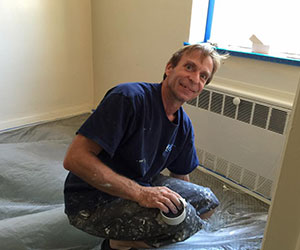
[67,196,203,248]
[66,174,218,249]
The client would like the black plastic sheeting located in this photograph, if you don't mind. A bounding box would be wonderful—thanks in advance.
[0,114,269,250]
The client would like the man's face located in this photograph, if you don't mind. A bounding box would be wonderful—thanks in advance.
[164,50,213,103]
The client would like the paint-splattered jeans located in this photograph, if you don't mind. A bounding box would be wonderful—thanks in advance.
[67,174,219,248]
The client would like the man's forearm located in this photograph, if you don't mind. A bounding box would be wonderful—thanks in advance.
[63,135,143,202]
[64,135,184,213]
[65,153,182,213]
[64,150,141,202]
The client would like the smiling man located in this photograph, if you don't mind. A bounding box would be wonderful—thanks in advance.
[63,44,227,250]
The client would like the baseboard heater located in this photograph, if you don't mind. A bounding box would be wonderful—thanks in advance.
[184,86,292,203]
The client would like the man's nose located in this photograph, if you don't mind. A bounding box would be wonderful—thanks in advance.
[188,71,200,85]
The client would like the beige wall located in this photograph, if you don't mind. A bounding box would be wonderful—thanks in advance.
[91,0,193,106]
[0,0,94,130]
[214,57,299,107]
[262,77,300,250]
[1,1,300,248]
[215,57,299,94]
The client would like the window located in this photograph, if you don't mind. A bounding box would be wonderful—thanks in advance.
[189,0,300,60]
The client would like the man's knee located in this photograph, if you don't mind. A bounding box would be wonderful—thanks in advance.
[199,208,216,219]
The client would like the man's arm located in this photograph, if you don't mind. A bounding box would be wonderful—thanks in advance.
[170,172,190,182]
[63,134,182,213]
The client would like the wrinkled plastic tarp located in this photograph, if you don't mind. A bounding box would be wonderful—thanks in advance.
[0,114,268,250]
[0,115,101,250]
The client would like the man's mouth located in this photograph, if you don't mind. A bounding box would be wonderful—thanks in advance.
[179,82,196,93]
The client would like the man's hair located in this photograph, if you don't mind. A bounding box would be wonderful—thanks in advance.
[163,44,228,85]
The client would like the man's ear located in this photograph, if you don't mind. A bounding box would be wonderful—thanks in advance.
[165,63,173,77]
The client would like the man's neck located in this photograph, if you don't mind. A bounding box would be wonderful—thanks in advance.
[161,82,183,122]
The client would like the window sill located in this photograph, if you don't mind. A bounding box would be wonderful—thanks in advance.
[216,47,300,67]
[184,42,300,67]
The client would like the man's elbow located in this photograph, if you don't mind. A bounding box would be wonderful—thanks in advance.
[63,153,76,171]
[63,157,71,171]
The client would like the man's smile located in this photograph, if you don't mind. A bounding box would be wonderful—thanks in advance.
[179,82,197,94]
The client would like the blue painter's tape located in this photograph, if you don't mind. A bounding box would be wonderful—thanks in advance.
[216,48,300,67]
[204,0,215,42]
[198,164,272,201]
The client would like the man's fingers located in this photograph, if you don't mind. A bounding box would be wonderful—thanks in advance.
[157,187,183,213]
[161,196,178,214]
[157,201,169,213]
[163,189,183,209]
[138,186,184,213]
[165,187,182,200]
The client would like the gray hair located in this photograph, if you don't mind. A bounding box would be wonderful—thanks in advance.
[163,44,228,85]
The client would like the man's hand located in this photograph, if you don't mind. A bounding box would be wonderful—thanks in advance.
[137,186,183,214]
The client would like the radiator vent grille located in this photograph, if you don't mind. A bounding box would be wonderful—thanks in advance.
[188,89,290,135]
[211,92,223,114]
[215,157,229,177]
[197,148,204,165]
[257,176,272,198]
[203,152,216,170]
[197,149,273,199]
[268,108,288,134]
[241,169,257,190]
[228,163,243,184]
[252,104,269,129]
[224,96,236,119]
[198,89,210,110]
[237,100,253,123]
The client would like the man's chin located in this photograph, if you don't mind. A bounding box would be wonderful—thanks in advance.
[184,95,197,103]
[174,93,196,103]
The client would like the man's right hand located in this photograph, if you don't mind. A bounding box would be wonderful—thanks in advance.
[137,186,183,214]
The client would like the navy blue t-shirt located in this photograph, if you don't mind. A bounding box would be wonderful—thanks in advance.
[64,82,199,214]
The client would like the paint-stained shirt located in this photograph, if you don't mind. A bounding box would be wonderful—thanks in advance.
[64,82,199,214]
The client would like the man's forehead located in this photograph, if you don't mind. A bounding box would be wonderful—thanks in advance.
[180,50,213,68]
[181,50,207,61]
[179,49,213,74]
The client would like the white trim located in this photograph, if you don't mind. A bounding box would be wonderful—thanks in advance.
[0,104,92,132]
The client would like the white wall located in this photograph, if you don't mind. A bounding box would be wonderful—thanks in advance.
[91,0,193,106]
[0,0,94,130]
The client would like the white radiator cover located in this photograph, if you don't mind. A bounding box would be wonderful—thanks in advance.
[184,87,292,201]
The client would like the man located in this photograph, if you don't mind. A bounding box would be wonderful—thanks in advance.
[63,44,226,250]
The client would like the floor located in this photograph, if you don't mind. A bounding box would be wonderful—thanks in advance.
[0,114,269,250]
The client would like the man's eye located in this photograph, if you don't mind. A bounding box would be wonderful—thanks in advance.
[185,64,193,71]
[200,74,208,80]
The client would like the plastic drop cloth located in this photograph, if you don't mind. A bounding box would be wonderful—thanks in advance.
[0,114,269,250]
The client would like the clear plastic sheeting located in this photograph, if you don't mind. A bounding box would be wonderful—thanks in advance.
[157,211,267,250]
[0,114,269,250]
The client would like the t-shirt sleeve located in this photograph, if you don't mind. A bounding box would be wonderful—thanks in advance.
[167,126,199,175]
[77,93,134,157]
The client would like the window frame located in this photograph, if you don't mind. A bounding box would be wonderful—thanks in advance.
[195,0,300,67]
